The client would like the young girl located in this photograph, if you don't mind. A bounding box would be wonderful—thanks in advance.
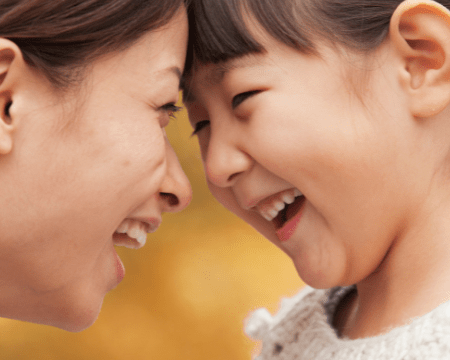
[184,0,450,357]
[0,0,191,332]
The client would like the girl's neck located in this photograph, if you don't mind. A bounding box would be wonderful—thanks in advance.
[338,199,450,339]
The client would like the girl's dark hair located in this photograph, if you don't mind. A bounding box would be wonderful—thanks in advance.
[0,0,185,88]
[184,0,450,78]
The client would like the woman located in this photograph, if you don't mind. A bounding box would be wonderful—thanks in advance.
[0,0,191,332]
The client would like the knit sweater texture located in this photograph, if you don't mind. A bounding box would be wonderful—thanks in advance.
[245,286,450,359]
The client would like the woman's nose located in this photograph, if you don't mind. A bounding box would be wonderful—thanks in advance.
[159,139,192,213]
[204,132,253,188]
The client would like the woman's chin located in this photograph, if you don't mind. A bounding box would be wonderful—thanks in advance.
[42,298,104,332]
[21,286,108,332]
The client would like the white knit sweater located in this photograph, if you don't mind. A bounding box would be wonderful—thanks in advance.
[245,286,450,359]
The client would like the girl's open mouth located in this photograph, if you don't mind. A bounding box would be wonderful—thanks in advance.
[273,195,306,230]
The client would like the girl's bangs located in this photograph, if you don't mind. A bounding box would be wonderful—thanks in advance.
[189,0,265,65]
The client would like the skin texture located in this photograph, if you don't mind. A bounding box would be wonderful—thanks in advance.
[186,0,450,339]
[0,9,191,332]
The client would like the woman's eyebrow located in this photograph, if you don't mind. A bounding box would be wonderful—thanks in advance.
[151,65,185,95]
[154,66,182,84]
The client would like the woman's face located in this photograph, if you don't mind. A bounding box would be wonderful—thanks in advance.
[186,30,430,289]
[0,9,190,331]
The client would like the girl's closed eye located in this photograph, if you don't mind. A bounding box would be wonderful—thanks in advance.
[190,90,263,136]
[191,120,210,136]
[232,90,262,109]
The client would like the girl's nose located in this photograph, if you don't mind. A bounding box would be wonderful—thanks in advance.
[205,132,253,188]
[159,139,192,213]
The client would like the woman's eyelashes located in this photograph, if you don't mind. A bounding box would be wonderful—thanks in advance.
[231,90,261,109]
[159,102,182,127]
[161,103,182,119]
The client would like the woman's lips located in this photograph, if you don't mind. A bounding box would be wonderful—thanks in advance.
[111,217,160,285]
[114,249,125,285]
[275,196,306,241]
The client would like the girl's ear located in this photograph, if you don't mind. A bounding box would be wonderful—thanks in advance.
[0,39,25,155]
[390,0,450,118]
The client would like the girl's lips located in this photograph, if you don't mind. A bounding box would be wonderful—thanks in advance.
[275,197,306,241]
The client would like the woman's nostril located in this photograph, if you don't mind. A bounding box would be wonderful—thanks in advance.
[160,192,179,207]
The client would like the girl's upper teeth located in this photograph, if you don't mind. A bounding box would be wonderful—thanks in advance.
[256,188,303,222]
[282,193,295,204]
[115,219,149,248]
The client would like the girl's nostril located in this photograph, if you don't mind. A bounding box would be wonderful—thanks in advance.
[160,192,179,207]
[228,172,240,183]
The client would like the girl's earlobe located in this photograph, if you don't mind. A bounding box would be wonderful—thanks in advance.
[390,0,450,118]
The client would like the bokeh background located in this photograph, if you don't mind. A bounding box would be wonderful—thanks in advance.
[0,100,304,359]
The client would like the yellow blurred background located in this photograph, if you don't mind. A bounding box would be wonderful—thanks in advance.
[0,102,304,359]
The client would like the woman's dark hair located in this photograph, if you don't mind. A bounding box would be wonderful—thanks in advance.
[0,0,186,88]
[184,0,450,79]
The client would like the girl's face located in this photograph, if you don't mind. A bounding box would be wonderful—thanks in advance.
[0,10,191,331]
[186,31,429,289]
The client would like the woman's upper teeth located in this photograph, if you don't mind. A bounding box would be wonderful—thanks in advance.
[256,188,302,221]
[115,219,149,248]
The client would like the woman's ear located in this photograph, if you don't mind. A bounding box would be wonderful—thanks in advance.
[390,0,450,118]
[0,39,24,155]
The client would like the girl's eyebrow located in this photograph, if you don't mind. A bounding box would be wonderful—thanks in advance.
[182,60,243,104]
[210,55,263,86]
[182,55,263,104]
[183,87,196,104]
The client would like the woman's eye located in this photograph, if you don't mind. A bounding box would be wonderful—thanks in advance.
[161,103,183,119]
[232,90,261,109]
[191,120,210,136]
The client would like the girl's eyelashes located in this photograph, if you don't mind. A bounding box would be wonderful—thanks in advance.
[191,120,210,136]
[232,90,262,109]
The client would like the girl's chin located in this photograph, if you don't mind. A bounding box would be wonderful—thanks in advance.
[291,254,345,289]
